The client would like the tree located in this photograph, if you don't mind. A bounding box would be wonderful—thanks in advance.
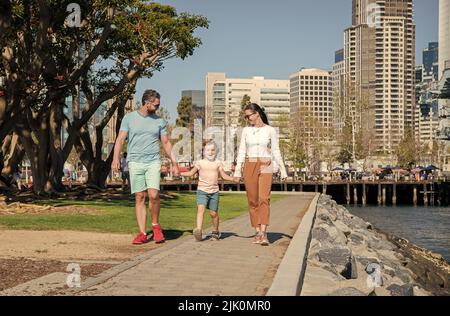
[284,109,309,179]
[337,114,353,165]
[0,1,209,193]
[176,96,193,129]
[238,94,251,127]
[336,80,373,160]
[157,108,171,122]
[277,113,290,159]
[395,127,419,168]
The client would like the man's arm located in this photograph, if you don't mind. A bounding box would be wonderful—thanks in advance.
[111,131,128,172]
[161,135,180,176]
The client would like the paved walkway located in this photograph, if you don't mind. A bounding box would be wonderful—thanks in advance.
[77,193,315,296]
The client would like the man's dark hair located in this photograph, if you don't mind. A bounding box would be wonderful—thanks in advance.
[142,89,161,105]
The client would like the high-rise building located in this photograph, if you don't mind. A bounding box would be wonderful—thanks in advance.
[290,68,333,142]
[182,90,205,123]
[415,65,423,84]
[415,42,440,149]
[332,49,346,135]
[438,0,450,141]
[437,0,450,171]
[423,42,439,79]
[439,0,450,80]
[205,72,290,135]
[415,85,440,147]
[343,0,416,155]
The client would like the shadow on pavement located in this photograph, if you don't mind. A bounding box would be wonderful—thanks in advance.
[267,232,293,243]
[146,229,191,241]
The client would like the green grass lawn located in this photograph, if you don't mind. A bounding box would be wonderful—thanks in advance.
[0,192,286,236]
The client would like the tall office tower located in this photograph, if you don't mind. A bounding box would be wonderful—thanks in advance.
[437,0,450,171]
[205,72,290,137]
[289,68,333,142]
[332,49,346,135]
[422,42,439,81]
[415,42,440,149]
[344,0,416,155]
[439,0,450,80]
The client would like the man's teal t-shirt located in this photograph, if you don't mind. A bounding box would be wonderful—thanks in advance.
[119,111,167,163]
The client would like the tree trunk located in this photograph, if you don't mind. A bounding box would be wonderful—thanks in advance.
[48,99,65,191]
[80,87,130,189]
[18,112,54,195]
[1,133,25,178]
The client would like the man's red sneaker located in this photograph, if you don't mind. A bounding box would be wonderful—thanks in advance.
[132,232,148,245]
[152,224,165,243]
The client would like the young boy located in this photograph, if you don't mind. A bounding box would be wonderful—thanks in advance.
[181,141,237,241]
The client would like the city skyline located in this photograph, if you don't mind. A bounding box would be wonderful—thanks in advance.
[135,0,439,123]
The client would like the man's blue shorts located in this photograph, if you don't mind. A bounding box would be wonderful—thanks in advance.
[196,190,219,212]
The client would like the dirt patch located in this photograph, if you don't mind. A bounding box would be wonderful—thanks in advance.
[0,202,102,216]
[0,229,165,292]
[0,230,161,261]
[0,258,114,292]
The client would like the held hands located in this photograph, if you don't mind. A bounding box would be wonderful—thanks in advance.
[111,159,120,173]
[172,163,180,177]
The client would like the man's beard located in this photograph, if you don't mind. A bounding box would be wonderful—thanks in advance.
[147,106,157,114]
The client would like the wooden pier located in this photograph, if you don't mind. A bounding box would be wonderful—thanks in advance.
[158,180,450,206]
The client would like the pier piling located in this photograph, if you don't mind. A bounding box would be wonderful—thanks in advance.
[362,183,367,206]
[423,183,428,207]
[393,183,397,206]
[413,186,417,206]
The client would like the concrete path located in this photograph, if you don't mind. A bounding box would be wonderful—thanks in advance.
[76,193,316,296]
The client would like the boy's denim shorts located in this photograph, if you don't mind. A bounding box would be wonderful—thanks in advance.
[196,190,219,212]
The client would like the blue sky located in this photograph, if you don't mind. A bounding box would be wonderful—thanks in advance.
[136,0,439,122]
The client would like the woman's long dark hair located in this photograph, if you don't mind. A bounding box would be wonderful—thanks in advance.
[244,103,269,125]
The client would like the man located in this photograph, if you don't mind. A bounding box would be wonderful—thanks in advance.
[112,90,179,245]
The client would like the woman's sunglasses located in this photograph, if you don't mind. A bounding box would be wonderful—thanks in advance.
[244,112,257,120]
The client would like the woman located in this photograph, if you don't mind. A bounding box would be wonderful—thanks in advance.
[233,103,288,246]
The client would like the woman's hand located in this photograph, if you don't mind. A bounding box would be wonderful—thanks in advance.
[233,177,241,183]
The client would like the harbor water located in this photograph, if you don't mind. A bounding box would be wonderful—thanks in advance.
[348,205,450,262]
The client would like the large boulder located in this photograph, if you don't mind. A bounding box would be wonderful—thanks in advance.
[334,220,352,237]
[316,211,334,225]
[348,231,367,246]
[318,246,352,267]
[311,226,331,242]
[325,287,367,296]
[368,236,397,251]
[386,284,414,296]
[313,223,348,246]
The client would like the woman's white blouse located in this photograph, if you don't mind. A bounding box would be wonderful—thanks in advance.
[234,125,287,178]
